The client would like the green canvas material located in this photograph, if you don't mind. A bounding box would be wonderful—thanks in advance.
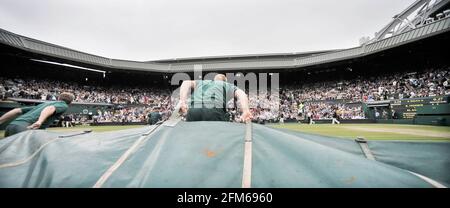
[0,121,446,188]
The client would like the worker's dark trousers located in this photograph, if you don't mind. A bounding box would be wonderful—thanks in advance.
[186,108,228,121]
[4,123,29,137]
[148,118,159,125]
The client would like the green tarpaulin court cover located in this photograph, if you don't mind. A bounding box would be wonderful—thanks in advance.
[0,121,448,188]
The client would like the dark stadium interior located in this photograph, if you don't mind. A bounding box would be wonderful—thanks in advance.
[1,30,448,87]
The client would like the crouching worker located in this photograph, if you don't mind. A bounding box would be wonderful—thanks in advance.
[178,74,253,122]
[0,92,74,138]
[147,107,162,125]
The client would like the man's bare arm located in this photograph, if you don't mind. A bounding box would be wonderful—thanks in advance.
[179,80,196,114]
[28,106,56,129]
[235,89,253,122]
[0,108,22,125]
[179,80,196,103]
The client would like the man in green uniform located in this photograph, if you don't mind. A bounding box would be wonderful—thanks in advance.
[179,74,252,122]
[0,92,74,137]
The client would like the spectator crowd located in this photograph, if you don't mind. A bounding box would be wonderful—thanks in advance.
[1,67,449,124]
[281,68,449,102]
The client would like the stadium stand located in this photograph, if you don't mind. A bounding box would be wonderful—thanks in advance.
[1,67,448,125]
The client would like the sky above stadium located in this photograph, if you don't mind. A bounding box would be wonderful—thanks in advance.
[0,0,416,61]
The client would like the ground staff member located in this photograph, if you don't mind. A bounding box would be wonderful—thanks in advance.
[178,74,252,122]
[0,92,74,137]
[147,107,162,125]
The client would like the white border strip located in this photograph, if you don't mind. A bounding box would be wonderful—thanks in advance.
[241,122,253,188]
[0,138,59,169]
[355,139,446,188]
[359,142,376,161]
[93,125,160,188]
[407,171,447,188]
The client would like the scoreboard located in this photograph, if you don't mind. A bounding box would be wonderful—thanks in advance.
[389,96,449,119]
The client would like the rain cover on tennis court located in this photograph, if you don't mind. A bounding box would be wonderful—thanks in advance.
[0,121,448,188]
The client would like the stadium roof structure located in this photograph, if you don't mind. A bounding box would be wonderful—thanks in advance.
[0,1,449,73]
[371,0,450,42]
[150,50,339,63]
